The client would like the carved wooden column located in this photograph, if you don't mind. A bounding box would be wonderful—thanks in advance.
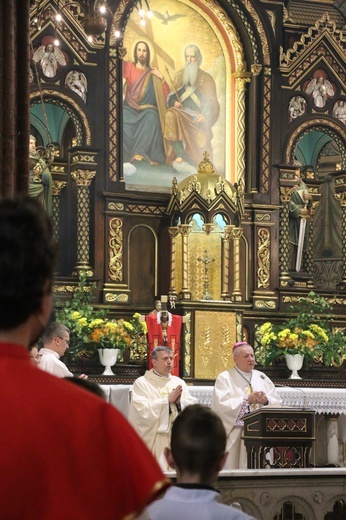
[51,180,66,243]
[248,64,262,193]
[221,224,233,300]
[71,170,96,276]
[231,227,243,301]
[179,224,192,300]
[334,187,346,285]
[168,226,180,296]
[233,74,251,195]
[279,185,293,286]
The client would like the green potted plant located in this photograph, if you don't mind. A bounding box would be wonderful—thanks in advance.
[256,292,346,378]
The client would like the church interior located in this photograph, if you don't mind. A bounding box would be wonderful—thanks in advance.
[1,0,346,517]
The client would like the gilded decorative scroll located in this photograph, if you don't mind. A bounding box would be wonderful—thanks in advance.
[241,0,270,65]
[194,310,237,379]
[183,312,192,377]
[257,227,270,289]
[108,217,123,282]
[261,70,271,193]
[109,48,118,182]
[234,76,251,191]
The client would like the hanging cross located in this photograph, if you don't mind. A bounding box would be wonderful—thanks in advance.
[197,250,215,300]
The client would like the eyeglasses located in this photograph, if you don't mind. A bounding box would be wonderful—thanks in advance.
[57,336,70,345]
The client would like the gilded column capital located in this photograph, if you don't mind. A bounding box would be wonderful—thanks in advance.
[251,64,262,76]
[71,170,96,187]
[335,192,346,207]
[52,181,67,196]
[179,224,192,236]
[168,226,180,238]
[280,186,294,203]
[202,223,214,235]
[230,227,243,239]
[234,76,251,91]
[221,224,234,241]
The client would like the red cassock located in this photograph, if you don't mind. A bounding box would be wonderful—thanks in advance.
[145,313,182,376]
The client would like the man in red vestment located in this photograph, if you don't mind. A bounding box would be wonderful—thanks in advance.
[0,196,169,519]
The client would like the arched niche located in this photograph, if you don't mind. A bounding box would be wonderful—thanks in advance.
[286,120,346,173]
[29,90,91,154]
[285,120,346,288]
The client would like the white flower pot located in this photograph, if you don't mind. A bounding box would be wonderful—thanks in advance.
[285,353,304,379]
[98,348,119,376]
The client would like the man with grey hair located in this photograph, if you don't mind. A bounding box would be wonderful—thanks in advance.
[129,346,197,471]
[164,44,220,168]
[39,321,86,378]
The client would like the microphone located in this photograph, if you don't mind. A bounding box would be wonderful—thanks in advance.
[259,374,309,410]
[271,379,309,410]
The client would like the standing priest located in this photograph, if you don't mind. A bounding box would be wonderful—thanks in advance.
[129,346,197,471]
[212,341,282,469]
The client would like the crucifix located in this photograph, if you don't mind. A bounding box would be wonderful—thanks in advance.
[197,249,215,300]
[143,295,188,376]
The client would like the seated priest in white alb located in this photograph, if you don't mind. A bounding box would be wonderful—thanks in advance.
[128,346,197,471]
[211,341,282,469]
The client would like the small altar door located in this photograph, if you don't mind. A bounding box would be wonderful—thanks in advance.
[242,408,316,469]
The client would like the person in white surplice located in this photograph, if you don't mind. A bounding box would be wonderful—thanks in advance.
[211,341,282,469]
[128,346,197,471]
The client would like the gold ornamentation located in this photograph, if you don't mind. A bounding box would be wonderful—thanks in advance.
[261,73,271,193]
[72,154,96,164]
[254,300,276,309]
[280,186,294,203]
[257,228,270,289]
[53,284,75,294]
[219,326,233,368]
[108,218,123,281]
[279,14,346,70]
[204,0,247,71]
[109,49,117,181]
[195,311,237,378]
[168,226,180,295]
[126,204,166,215]
[268,11,276,34]
[184,312,192,377]
[52,181,66,196]
[108,202,124,211]
[256,214,271,221]
[71,170,96,187]
[188,175,201,194]
[251,64,262,76]
[200,327,213,367]
[335,192,346,207]
[202,223,214,235]
[105,293,129,302]
[241,0,270,65]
